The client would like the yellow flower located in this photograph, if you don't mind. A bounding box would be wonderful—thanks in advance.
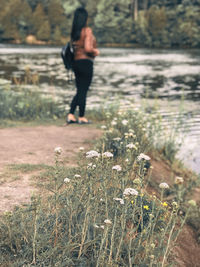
[143,205,149,210]
[131,200,134,204]
[162,202,168,207]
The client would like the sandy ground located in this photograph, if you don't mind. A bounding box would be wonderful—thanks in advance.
[0,124,102,213]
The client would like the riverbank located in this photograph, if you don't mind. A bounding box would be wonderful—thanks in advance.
[2,39,198,49]
[0,108,199,266]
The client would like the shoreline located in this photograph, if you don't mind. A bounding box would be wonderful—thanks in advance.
[0,41,199,50]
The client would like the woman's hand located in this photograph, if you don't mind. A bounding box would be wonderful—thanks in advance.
[93,49,100,57]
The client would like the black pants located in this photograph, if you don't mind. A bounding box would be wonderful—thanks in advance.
[69,59,93,117]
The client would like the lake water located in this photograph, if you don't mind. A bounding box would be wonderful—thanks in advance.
[0,44,200,174]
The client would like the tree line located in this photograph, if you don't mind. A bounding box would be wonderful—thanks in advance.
[0,0,199,48]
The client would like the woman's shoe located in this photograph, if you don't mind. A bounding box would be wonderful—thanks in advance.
[67,119,77,124]
[66,114,77,124]
[78,119,92,124]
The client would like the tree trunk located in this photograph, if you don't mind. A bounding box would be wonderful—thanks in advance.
[134,0,138,21]
[143,0,148,10]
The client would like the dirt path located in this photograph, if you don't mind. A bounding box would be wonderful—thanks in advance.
[0,124,102,213]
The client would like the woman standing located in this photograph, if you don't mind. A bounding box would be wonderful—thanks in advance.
[67,7,100,124]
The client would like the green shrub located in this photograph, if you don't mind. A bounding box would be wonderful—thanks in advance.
[0,87,65,121]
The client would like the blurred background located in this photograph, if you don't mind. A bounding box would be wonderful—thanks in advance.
[0,0,199,47]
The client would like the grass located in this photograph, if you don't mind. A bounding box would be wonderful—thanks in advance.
[0,164,52,185]
[0,107,199,266]
[8,163,52,173]
[0,118,66,128]
[0,85,65,122]
[0,80,108,128]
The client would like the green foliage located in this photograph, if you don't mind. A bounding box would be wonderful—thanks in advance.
[53,26,62,43]
[32,3,47,34]
[95,0,131,43]
[61,0,80,16]
[36,20,51,41]
[0,0,199,47]
[48,0,66,30]
[85,0,101,26]
[0,0,33,41]
[0,87,65,120]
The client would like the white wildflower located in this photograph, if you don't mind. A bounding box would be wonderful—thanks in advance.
[100,225,105,229]
[74,174,81,178]
[94,224,100,229]
[126,143,137,150]
[87,163,93,168]
[159,182,169,189]
[137,153,151,161]
[111,120,117,126]
[128,133,134,137]
[125,158,129,162]
[100,198,104,202]
[64,177,70,183]
[122,119,128,126]
[86,150,100,158]
[105,112,111,118]
[79,147,85,151]
[102,151,114,158]
[101,125,107,129]
[175,176,184,184]
[112,165,122,172]
[113,198,124,205]
[87,163,96,169]
[104,219,112,225]
[123,188,138,197]
[54,147,62,155]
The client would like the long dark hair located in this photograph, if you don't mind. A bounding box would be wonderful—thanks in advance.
[71,8,88,41]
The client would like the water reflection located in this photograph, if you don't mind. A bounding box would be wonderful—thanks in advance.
[0,45,199,173]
